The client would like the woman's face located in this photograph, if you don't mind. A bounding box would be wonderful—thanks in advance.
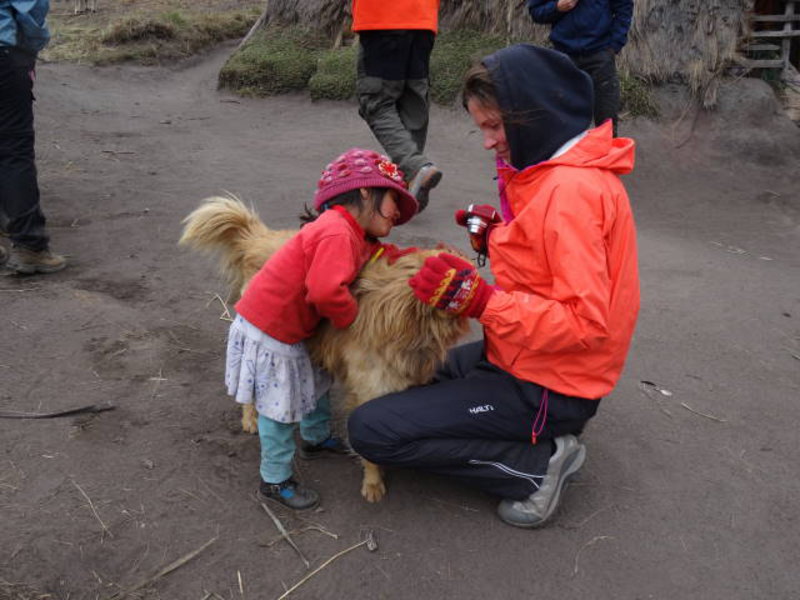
[467,98,510,163]
[360,188,400,238]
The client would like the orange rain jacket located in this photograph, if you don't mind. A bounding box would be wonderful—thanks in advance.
[479,121,640,400]
[351,0,439,33]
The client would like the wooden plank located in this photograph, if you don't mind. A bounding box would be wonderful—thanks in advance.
[736,58,786,68]
[752,14,800,22]
[743,43,781,51]
[750,29,800,38]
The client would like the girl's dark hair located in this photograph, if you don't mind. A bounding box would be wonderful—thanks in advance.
[299,187,391,227]
[461,62,500,113]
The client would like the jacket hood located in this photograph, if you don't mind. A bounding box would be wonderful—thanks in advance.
[483,44,593,170]
[546,121,634,174]
[498,122,635,188]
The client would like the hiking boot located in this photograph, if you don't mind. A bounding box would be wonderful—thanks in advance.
[0,245,8,266]
[298,436,350,460]
[7,246,67,275]
[497,434,586,528]
[259,478,320,510]
[408,163,442,213]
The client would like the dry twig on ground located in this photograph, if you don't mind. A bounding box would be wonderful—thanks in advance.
[258,498,311,569]
[276,530,378,600]
[72,479,112,539]
[107,536,217,600]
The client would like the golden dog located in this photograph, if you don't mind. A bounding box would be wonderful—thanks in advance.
[179,196,470,502]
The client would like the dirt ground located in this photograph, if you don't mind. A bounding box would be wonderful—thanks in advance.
[2,42,799,600]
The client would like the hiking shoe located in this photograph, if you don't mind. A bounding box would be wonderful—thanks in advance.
[7,246,67,275]
[497,434,586,528]
[408,163,442,213]
[259,478,320,510]
[298,436,350,460]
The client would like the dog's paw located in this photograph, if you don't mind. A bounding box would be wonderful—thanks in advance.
[360,460,386,502]
[241,405,258,434]
[361,478,386,503]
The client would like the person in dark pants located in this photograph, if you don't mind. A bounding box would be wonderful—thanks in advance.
[527,0,633,137]
[352,0,443,211]
[0,0,66,274]
[348,45,640,528]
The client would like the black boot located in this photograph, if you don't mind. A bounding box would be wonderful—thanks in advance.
[259,478,320,510]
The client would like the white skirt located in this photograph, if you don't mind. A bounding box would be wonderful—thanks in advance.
[225,314,332,424]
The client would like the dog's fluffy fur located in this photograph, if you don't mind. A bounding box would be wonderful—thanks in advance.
[180,195,470,501]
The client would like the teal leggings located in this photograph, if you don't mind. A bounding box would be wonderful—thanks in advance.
[257,392,332,484]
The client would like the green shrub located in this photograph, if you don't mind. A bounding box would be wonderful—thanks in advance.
[429,30,506,105]
[309,45,357,101]
[219,27,328,95]
[620,74,659,118]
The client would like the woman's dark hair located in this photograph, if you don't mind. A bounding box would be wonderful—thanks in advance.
[299,187,391,226]
[461,62,500,113]
[461,60,534,131]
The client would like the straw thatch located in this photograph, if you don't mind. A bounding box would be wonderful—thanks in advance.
[246,0,756,107]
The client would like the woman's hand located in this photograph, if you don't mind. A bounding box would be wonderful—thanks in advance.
[408,253,495,318]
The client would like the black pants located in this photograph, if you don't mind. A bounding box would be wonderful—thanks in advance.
[569,48,620,137]
[0,47,48,252]
[348,341,599,500]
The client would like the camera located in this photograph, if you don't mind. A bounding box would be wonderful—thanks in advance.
[465,203,497,236]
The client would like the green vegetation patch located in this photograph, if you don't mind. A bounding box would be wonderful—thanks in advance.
[282,29,507,105]
[44,9,258,65]
[620,74,659,119]
[219,27,329,96]
[429,30,507,105]
[309,44,357,101]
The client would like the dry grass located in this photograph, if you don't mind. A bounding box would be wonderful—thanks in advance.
[43,0,262,65]
[0,579,53,600]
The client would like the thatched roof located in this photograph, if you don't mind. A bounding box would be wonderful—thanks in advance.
[438,0,755,107]
[253,0,756,107]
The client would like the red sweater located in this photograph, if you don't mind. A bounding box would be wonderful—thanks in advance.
[235,207,377,344]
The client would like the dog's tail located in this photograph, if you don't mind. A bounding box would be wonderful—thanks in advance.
[179,194,293,301]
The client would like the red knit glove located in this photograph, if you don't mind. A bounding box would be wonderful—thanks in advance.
[454,204,502,255]
[408,253,495,318]
[374,243,418,265]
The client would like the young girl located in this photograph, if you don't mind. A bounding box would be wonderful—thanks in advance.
[226,148,419,510]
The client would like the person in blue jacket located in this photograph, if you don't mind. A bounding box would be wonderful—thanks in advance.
[0,0,67,274]
[527,0,633,137]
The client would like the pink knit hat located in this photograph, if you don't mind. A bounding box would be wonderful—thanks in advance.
[313,148,419,225]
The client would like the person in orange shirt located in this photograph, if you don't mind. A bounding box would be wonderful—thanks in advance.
[347,44,640,528]
[351,0,442,211]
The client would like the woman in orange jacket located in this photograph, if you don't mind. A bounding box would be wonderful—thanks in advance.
[348,44,640,528]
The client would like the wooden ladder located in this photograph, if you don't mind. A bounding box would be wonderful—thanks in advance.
[741,0,799,74]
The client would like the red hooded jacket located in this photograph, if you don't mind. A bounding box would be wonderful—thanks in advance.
[480,122,640,399]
